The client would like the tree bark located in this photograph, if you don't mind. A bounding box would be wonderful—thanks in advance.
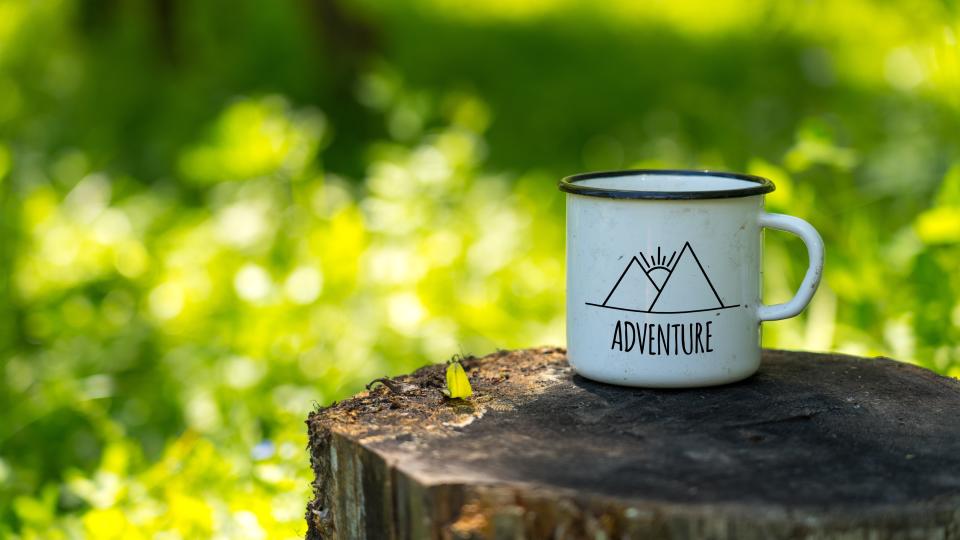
[306,347,960,539]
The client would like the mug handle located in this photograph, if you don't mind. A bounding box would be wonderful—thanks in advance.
[757,212,825,322]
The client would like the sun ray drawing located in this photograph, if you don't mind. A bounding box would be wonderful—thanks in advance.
[637,246,676,290]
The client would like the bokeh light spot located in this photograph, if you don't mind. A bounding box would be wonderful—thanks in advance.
[234,264,273,302]
[283,267,323,305]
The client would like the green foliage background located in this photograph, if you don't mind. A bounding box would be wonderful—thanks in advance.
[1,0,959,537]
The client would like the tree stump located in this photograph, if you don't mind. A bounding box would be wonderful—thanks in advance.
[305,347,960,539]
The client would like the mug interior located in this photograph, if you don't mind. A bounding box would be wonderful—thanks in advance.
[559,169,775,200]
[579,174,754,192]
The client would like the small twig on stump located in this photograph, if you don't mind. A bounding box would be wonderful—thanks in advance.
[365,377,415,394]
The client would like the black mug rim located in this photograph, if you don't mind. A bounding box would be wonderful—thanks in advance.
[559,169,775,200]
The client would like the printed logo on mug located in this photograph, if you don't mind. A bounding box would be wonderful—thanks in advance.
[559,170,824,388]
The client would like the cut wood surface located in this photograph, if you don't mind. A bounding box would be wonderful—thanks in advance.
[305,347,960,539]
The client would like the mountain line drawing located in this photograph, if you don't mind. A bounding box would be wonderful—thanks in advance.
[586,241,739,314]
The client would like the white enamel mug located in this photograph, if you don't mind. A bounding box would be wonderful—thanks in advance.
[560,169,824,388]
